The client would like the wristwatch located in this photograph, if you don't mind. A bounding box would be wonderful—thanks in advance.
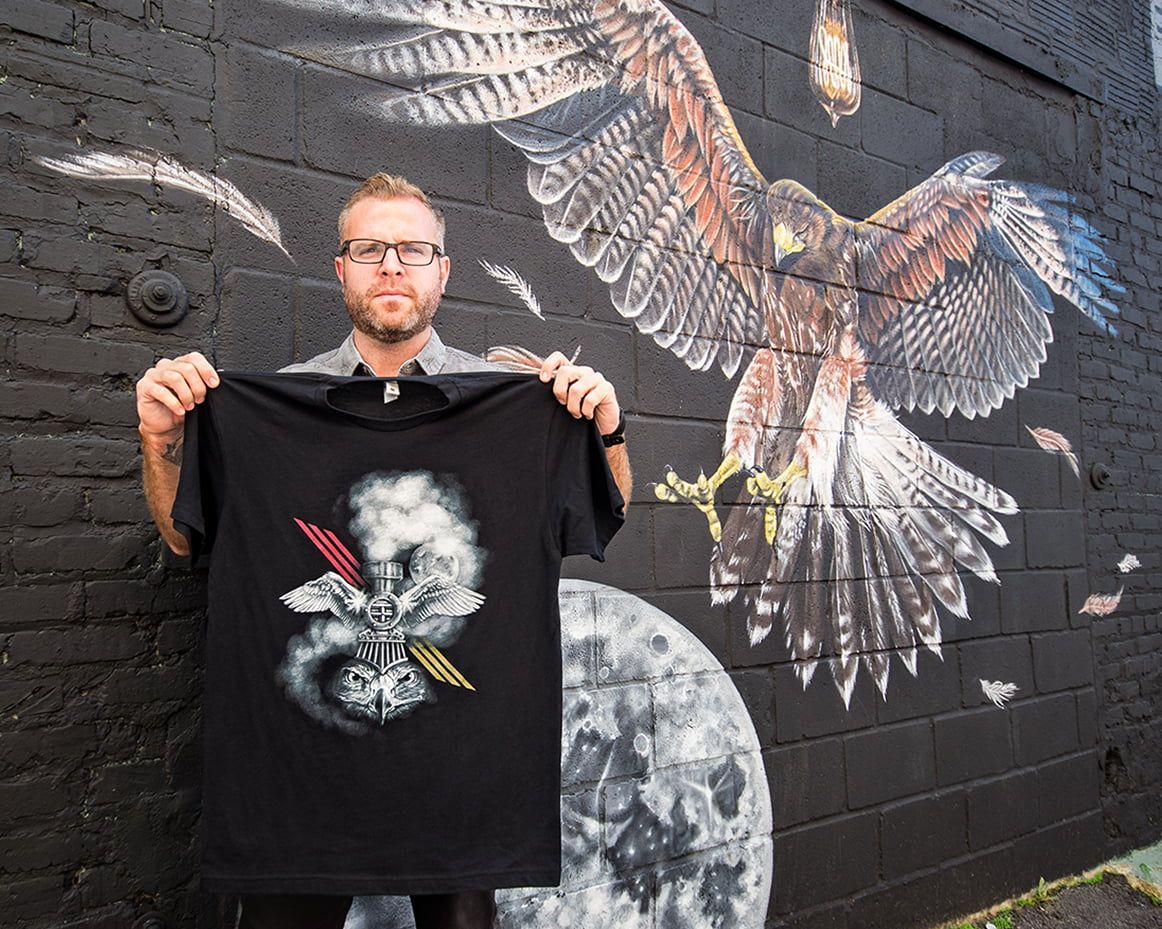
[601,411,627,447]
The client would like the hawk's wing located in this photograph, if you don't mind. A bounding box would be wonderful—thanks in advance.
[856,151,1121,419]
[398,576,486,624]
[292,0,770,377]
[280,571,367,628]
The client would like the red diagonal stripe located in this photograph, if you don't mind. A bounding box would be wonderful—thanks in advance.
[322,528,361,575]
[300,520,363,587]
[293,518,364,588]
[309,523,364,584]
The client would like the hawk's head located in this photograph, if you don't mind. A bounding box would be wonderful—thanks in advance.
[330,657,434,724]
[765,180,833,268]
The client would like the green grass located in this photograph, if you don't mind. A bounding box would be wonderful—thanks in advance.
[937,869,1120,928]
[942,907,1014,929]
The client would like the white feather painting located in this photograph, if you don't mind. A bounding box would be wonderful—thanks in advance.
[1117,553,1141,573]
[478,259,544,319]
[980,679,1019,708]
[35,149,291,258]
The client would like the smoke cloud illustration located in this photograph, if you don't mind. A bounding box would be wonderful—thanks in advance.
[347,471,484,588]
[276,617,364,733]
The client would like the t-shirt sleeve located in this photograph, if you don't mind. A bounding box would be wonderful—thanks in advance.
[546,407,626,561]
[170,398,222,565]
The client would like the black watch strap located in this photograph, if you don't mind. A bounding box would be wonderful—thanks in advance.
[601,411,627,447]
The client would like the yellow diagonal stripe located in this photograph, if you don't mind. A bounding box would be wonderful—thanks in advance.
[427,644,475,691]
[409,644,449,684]
[412,641,475,692]
[415,642,465,689]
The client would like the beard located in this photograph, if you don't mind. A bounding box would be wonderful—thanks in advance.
[342,279,442,345]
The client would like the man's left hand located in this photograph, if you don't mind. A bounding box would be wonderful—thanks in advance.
[539,351,621,437]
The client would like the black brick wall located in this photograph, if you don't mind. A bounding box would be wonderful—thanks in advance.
[0,1,1158,928]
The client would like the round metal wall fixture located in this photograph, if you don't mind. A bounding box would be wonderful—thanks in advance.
[126,269,188,328]
[1089,462,1112,490]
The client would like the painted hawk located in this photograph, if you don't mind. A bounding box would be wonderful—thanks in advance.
[285,0,1121,703]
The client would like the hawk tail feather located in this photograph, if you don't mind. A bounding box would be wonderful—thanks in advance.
[724,384,1012,704]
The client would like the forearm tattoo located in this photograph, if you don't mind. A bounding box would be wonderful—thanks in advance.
[161,436,184,465]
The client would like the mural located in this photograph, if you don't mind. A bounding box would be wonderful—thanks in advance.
[345,581,773,929]
[31,5,1118,715]
[809,0,862,126]
[273,0,1122,706]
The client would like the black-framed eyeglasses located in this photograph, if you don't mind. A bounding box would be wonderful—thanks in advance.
[339,239,444,266]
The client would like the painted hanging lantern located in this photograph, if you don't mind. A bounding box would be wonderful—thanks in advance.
[809,0,862,126]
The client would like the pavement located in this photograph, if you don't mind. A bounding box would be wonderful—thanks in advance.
[1105,835,1162,899]
[940,837,1162,929]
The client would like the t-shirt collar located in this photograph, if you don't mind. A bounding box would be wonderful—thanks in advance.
[338,328,449,377]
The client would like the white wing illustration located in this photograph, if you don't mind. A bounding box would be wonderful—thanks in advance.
[280,571,368,629]
[398,576,486,626]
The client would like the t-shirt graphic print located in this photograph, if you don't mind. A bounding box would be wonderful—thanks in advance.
[171,371,624,895]
[279,469,487,731]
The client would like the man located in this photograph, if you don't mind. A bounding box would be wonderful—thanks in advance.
[136,173,632,929]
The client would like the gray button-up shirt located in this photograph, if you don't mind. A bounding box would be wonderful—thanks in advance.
[279,329,502,376]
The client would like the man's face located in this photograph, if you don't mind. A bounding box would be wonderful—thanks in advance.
[335,196,451,345]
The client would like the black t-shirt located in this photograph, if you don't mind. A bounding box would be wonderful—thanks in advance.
[171,371,624,895]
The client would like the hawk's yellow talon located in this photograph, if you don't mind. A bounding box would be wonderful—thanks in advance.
[653,453,743,541]
[747,460,808,546]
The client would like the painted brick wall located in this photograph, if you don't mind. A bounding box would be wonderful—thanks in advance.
[0,1,1158,928]
[1,1,220,926]
[1081,106,1162,859]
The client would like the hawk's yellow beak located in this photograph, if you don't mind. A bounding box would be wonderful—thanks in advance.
[772,222,805,267]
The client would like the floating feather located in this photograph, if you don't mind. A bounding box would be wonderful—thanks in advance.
[1025,425,1080,478]
[483,344,545,373]
[1117,553,1141,573]
[1078,587,1124,616]
[35,149,291,259]
[483,344,580,373]
[980,679,1019,708]
[478,258,544,319]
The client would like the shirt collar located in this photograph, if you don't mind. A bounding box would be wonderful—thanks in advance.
[338,328,449,376]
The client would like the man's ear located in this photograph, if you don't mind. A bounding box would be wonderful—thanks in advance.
[334,255,345,285]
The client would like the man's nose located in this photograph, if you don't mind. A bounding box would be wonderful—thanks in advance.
[377,246,406,273]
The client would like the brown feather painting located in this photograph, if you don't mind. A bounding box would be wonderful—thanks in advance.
[1079,588,1124,616]
[282,0,1122,706]
[1026,425,1081,478]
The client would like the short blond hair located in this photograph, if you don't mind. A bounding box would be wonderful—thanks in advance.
[337,172,446,247]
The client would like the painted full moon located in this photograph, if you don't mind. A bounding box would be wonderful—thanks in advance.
[344,580,773,929]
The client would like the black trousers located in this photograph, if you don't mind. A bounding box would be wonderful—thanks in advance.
[237,891,497,929]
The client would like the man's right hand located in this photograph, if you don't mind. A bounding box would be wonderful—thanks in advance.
[136,352,220,443]
[136,352,219,556]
